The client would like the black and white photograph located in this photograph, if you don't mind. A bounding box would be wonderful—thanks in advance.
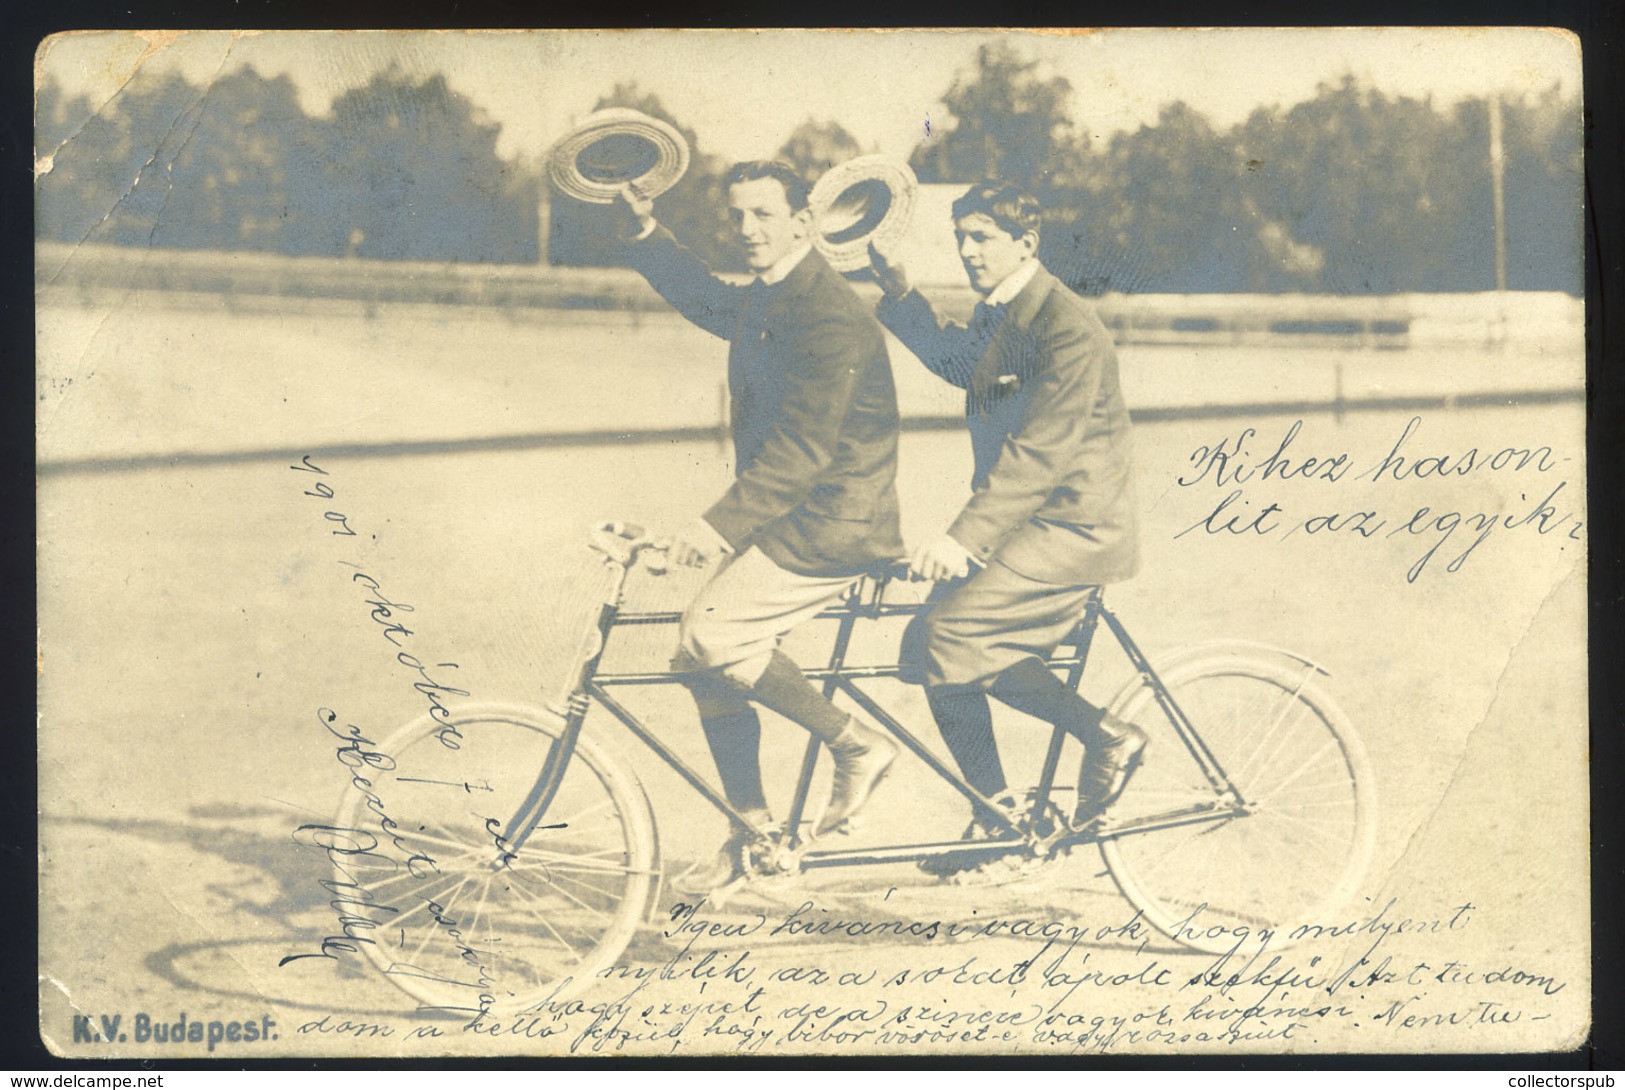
[34,27,1587,1057]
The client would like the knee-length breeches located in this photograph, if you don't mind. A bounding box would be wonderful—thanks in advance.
[902,559,1097,692]
[672,546,860,689]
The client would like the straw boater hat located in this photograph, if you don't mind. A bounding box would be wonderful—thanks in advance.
[547,108,690,204]
[807,155,919,273]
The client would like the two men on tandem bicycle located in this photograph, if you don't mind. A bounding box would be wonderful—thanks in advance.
[322,156,1375,1019]
[611,167,1146,890]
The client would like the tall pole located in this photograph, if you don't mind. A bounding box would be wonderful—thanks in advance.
[1489,93,1508,293]
[1488,93,1509,349]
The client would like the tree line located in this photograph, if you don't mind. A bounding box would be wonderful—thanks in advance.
[36,65,540,264]
[35,45,1579,294]
[904,43,1578,295]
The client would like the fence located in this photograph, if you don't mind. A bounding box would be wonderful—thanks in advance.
[37,242,1583,351]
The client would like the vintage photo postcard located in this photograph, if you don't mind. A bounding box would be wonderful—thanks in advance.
[35,27,1586,1058]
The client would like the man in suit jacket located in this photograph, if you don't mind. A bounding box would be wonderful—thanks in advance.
[869,180,1145,843]
[614,161,902,890]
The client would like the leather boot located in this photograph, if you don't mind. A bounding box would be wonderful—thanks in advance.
[814,720,898,836]
[672,808,771,895]
[1075,714,1148,825]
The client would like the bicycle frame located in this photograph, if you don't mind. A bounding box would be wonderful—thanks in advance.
[499,546,1252,871]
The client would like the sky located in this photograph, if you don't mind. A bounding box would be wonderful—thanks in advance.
[35,28,1581,165]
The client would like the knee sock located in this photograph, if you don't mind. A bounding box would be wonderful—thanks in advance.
[925,688,1008,798]
[696,710,768,814]
[745,651,855,746]
[681,674,768,813]
[988,656,1107,746]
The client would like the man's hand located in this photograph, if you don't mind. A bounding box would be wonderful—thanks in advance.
[664,517,732,569]
[867,242,911,298]
[617,184,657,239]
[909,532,975,583]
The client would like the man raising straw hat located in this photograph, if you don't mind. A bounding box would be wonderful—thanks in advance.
[867,180,1147,878]
[600,163,906,892]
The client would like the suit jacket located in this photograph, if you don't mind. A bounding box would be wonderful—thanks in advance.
[627,227,904,576]
[877,263,1139,586]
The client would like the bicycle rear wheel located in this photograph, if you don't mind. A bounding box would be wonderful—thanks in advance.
[328,703,657,1017]
[1097,647,1376,953]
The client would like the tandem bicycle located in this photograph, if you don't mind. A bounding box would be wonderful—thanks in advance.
[330,522,1376,1017]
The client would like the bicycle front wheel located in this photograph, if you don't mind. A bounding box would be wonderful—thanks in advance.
[1097,647,1376,953]
[328,703,657,1017]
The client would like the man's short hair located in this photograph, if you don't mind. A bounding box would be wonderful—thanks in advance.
[952,181,1042,241]
[724,160,811,213]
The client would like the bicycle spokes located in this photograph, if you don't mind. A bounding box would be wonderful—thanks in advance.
[330,707,657,1014]
[1099,650,1376,951]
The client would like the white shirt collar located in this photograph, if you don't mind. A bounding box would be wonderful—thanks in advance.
[983,258,1042,308]
[755,243,814,286]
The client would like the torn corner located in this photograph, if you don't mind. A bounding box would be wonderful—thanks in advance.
[37,973,81,1057]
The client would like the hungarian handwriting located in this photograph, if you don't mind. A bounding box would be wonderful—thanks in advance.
[282,456,474,974]
[289,455,470,744]
[287,895,1568,1055]
[1172,416,1583,582]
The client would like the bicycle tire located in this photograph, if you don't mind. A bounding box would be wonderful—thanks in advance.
[328,702,658,1017]
[1096,646,1377,954]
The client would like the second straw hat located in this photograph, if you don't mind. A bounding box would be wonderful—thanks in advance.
[808,155,919,273]
[547,108,690,204]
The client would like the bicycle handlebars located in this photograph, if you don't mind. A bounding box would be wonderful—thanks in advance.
[588,521,670,573]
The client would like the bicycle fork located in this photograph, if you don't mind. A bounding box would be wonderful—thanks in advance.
[496,692,588,861]
[496,568,626,860]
